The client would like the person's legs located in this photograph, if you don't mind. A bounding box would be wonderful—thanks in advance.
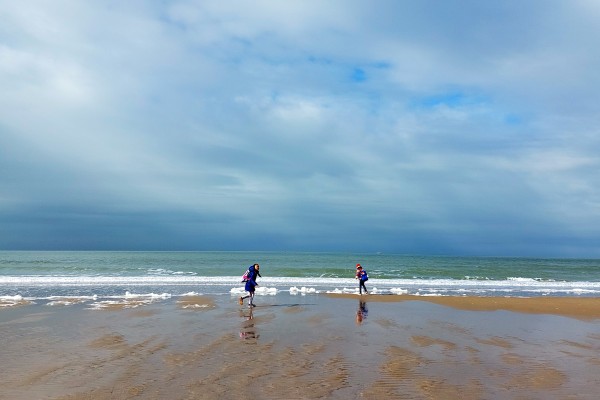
[240,292,251,305]
[360,281,368,295]
[248,290,255,307]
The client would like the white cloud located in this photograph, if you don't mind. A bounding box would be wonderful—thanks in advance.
[1,0,599,255]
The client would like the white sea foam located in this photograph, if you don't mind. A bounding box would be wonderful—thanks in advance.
[123,291,171,299]
[78,292,171,309]
[0,295,23,301]
[230,287,245,295]
[180,304,211,309]
[256,287,277,295]
[230,286,278,296]
[45,295,98,306]
[180,291,201,297]
[507,277,539,282]
[324,287,381,295]
[3,275,600,299]
[290,286,318,295]
[47,299,83,306]
[3,275,598,288]
[325,287,361,294]
[0,295,32,307]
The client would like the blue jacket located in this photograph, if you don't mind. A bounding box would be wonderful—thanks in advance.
[244,266,259,291]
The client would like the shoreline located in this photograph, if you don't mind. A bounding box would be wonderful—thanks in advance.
[3,293,600,319]
[325,293,600,320]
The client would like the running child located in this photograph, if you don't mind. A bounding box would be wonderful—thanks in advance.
[240,264,261,307]
[355,263,369,295]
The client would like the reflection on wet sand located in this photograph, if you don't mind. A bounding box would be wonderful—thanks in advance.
[239,307,259,342]
[1,295,599,399]
[356,300,368,325]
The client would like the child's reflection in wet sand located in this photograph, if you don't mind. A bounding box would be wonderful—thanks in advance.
[239,307,259,342]
[356,300,368,325]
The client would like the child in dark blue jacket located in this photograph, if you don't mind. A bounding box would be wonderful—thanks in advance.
[240,264,261,307]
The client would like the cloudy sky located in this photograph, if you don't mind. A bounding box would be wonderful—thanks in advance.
[1,1,599,256]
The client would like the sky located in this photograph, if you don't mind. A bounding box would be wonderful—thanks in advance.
[1,1,599,257]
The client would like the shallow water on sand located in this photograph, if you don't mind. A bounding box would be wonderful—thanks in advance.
[1,293,599,399]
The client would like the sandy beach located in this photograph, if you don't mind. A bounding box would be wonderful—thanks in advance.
[1,294,599,399]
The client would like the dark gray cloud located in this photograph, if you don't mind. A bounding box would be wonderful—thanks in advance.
[1,0,599,256]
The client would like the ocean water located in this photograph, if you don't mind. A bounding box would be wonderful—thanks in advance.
[1,251,599,308]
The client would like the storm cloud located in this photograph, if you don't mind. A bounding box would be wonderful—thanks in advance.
[1,0,599,256]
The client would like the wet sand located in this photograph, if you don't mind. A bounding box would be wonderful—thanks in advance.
[1,294,599,399]
[326,293,600,320]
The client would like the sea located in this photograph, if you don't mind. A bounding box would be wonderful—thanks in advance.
[1,251,599,309]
